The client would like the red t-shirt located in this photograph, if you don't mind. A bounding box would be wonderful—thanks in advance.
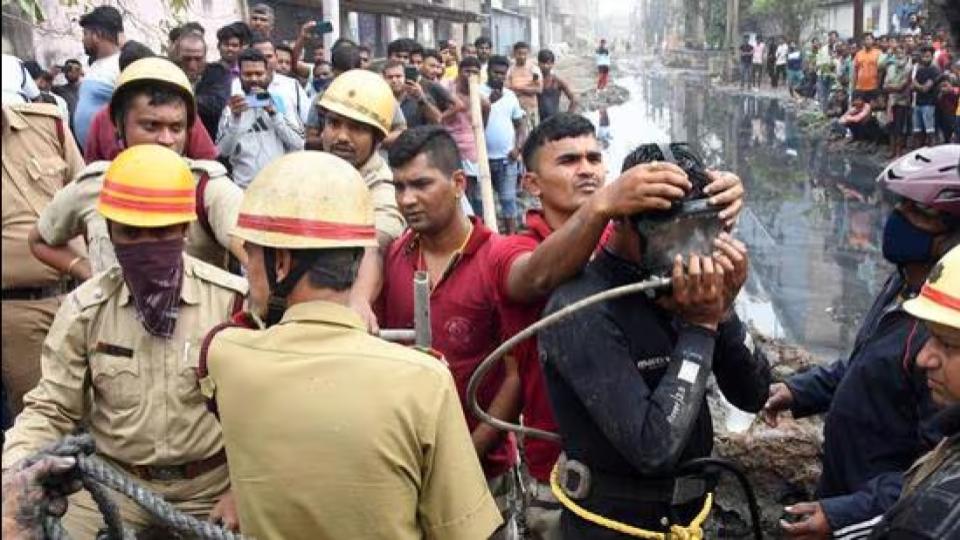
[509,209,615,482]
[376,217,534,479]
[83,105,218,162]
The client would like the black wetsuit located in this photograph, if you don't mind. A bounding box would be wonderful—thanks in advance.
[540,249,772,538]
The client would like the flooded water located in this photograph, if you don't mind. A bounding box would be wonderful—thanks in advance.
[591,68,895,359]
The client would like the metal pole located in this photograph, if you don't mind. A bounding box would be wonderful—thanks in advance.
[413,271,432,349]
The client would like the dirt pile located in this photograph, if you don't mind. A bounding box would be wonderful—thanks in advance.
[706,335,827,537]
[554,54,631,112]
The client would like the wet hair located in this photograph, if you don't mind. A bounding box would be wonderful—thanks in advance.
[522,113,596,172]
[459,55,481,70]
[513,41,530,52]
[488,55,510,71]
[388,125,463,177]
[474,36,492,48]
[387,38,413,57]
[237,47,268,69]
[119,41,156,71]
[538,49,556,63]
[217,22,251,46]
[331,44,362,73]
[301,248,363,291]
[621,143,709,200]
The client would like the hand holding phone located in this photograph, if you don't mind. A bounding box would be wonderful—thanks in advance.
[245,91,272,108]
[404,66,419,82]
[314,20,334,35]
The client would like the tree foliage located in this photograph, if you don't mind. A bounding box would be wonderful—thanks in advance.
[748,0,821,42]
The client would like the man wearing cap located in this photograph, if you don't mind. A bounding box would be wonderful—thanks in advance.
[868,246,960,539]
[317,69,405,329]
[74,5,122,149]
[2,99,85,421]
[29,57,247,280]
[199,151,501,539]
[3,144,248,536]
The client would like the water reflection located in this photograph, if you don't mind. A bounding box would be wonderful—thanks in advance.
[591,71,893,357]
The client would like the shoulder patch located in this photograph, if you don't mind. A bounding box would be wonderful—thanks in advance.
[75,161,111,183]
[189,159,229,180]
[8,102,62,118]
[71,266,124,310]
[187,256,249,295]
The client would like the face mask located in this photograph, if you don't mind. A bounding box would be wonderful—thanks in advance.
[313,77,331,92]
[114,237,185,338]
[882,210,934,265]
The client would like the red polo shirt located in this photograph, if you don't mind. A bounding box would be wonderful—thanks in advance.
[376,217,536,479]
[83,105,218,162]
[505,210,615,483]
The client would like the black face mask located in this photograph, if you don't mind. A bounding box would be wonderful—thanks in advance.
[313,77,332,93]
[114,237,185,338]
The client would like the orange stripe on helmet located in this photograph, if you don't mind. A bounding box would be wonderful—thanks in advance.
[99,192,196,214]
[237,213,376,240]
[103,180,195,198]
[920,284,960,311]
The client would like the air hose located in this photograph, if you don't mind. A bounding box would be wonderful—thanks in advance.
[465,275,764,540]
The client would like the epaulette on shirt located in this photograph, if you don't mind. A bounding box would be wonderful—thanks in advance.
[189,159,229,180]
[74,161,111,183]
[186,257,249,296]
[69,266,124,311]
[7,102,62,118]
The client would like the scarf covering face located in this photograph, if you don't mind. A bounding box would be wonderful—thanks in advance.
[114,237,185,338]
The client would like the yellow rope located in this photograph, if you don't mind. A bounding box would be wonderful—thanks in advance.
[549,463,713,540]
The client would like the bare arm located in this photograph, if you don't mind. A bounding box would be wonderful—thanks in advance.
[348,236,390,333]
[558,77,580,112]
[28,227,90,281]
[292,22,315,79]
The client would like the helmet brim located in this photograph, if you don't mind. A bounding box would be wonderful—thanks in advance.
[904,295,960,330]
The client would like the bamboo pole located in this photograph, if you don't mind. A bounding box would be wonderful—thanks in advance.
[468,74,498,233]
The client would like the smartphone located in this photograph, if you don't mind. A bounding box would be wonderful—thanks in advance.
[245,91,271,108]
[314,20,334,34]
[532,72,540,81]
[404,66,419,82]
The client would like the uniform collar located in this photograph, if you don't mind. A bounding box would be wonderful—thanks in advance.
[118,255,201,307]
[358,151,388,180]
[277,300,365,331]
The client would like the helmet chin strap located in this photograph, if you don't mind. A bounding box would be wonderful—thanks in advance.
[262,247,322,327]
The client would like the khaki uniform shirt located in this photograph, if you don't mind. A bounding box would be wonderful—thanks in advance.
[204,301,501,540]
[36,159,243,275]
[2,103,85,288]
[358,152,405,242]
[2,256,248,467]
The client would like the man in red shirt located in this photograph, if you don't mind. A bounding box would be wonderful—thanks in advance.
[84,103,218,161]
[377,123,745,538]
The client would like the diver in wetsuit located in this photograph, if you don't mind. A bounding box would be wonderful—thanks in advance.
[539,143,772,538]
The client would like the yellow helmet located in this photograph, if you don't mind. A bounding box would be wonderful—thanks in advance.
[233,151,377,249]
[97,145,197,227]
[318,69,395,137]
[904,246,960,330]
[109,57,196,128]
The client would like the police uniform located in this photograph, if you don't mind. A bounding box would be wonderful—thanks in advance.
[1,103,85,415]
[36,159,243,274]
[358,151,405,241]
[204,301,502,539]
[2,255,247,536]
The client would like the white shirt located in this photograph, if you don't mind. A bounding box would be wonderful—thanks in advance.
[479,85,524,160]
[231,73,311,125]
[752,43,766,64]
[775,44,789,65]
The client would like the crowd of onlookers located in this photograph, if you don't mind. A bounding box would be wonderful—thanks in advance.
[5,4,587,233]
[737,19,959,158]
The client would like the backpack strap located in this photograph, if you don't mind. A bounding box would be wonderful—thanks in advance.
[197,306,257,419]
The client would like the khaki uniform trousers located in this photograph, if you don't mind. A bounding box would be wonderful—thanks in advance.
[62,461,230,539]
[1,297,60,416]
